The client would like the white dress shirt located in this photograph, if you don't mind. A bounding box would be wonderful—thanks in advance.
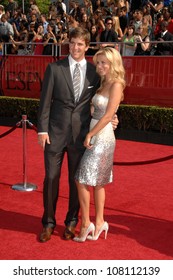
[68,54,87,97]
[161,30,167,38]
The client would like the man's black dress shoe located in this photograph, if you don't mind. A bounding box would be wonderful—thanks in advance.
[63,225,76,240]
[39,227,54,242]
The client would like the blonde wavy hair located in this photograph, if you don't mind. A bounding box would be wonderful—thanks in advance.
[93,47,126,90]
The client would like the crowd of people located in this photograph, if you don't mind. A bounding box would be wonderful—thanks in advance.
[0,0,173,56]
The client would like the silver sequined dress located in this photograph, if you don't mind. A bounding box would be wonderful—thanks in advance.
[75,93,116,186]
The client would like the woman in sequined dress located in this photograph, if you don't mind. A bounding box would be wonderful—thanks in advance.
[73,47,126,242]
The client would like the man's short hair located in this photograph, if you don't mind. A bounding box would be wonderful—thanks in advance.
[69,27,90,46]
[105,17,113,24]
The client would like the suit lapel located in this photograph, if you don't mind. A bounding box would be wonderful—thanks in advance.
[79,62,94,101]
[83,62,91,91]
[60,57,74,96]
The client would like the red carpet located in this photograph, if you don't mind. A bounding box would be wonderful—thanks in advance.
[0,126,173,260]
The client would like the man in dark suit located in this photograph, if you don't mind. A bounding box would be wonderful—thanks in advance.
[99,16,119,48]
[37,27,101,242]
[154,20,173,55]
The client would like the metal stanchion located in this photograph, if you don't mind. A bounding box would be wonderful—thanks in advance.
[12,115,37,192]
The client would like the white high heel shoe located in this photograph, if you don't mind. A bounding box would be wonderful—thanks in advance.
[87,221,109,241]
[73,223,95,242]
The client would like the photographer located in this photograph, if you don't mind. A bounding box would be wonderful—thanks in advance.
[147,0,164,25]
[134,24,151,55]
[5,0,18,18]
[0,14,14,42]
[147,0,164,14]
[56,0,65,17]
[42,22,57,55]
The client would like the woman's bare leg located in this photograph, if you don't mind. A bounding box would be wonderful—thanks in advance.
[93,186,105,234]
[76,181,91,237]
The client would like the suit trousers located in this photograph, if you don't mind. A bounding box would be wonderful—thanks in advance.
[42,141,85,228]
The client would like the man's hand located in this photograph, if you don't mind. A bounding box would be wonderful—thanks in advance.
[111,114,119,130]
[38,134,50,150]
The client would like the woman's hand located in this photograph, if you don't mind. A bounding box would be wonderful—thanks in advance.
[84,134,93,149]
[111,114,119,130]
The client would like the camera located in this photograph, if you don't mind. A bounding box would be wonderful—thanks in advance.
[134,33,141,42]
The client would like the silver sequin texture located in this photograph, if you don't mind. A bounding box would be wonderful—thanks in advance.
[75,94,116,186]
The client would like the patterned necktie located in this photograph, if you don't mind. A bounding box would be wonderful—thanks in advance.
[73,63,81,103]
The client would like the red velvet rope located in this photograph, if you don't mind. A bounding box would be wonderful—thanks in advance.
[0,122,21,139]
[114,154,173,165]
[1,120,172,165]
[28,121,38,132]
[0,120,38,139]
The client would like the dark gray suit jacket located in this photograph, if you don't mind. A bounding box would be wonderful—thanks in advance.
[100,29,119,43]
[37,57,100,152]
[155,31,173,55]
